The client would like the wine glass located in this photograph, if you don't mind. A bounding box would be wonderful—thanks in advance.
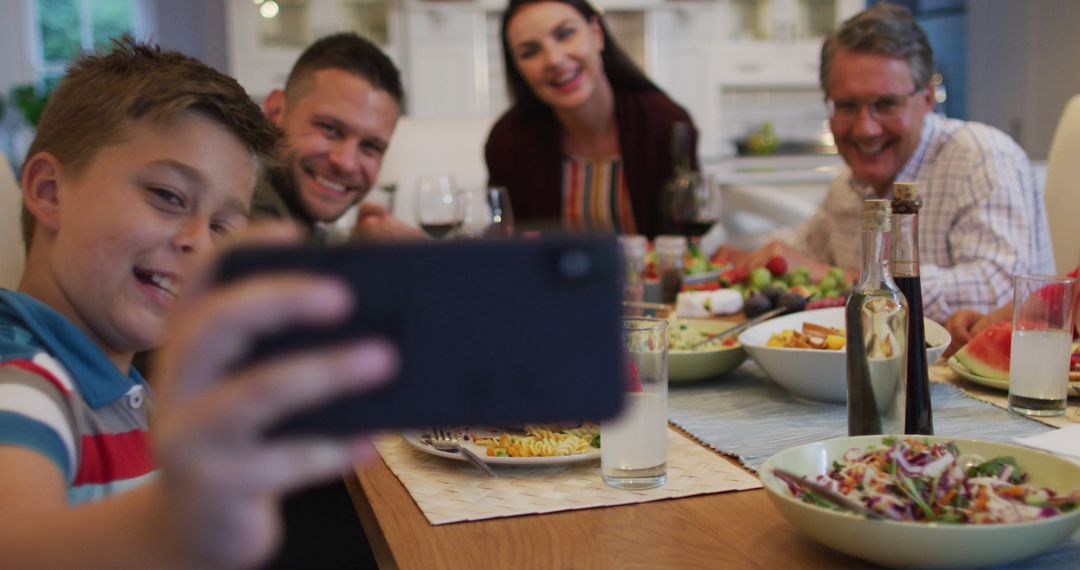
[455,186,515,239]
[415,174,461,239]
[667,173,722,241]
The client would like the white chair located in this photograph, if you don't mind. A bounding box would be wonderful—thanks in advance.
[0,152,24,289]
[1044,94,1080,274]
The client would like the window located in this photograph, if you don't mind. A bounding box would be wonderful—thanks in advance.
[32,0,149,87]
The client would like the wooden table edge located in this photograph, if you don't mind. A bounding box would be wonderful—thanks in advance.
[344,466,399,570]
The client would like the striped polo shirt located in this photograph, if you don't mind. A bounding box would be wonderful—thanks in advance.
[561,156,637,234]
[0,290,156,504]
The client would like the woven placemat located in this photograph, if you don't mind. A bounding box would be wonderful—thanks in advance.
[374,427,761,525]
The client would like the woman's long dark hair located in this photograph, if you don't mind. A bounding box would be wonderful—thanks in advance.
[500,0,659,116]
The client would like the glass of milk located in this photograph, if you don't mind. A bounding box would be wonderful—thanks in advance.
[602,317,669,490]
[1008,274,1077,417]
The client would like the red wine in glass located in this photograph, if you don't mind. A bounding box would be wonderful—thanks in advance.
[420,222,457,239]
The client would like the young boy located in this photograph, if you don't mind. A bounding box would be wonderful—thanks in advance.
[0,39,398,568]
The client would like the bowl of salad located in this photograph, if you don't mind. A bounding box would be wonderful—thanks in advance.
[738,307,951,402]
[668,318,746,382]
[761,436,1080,568]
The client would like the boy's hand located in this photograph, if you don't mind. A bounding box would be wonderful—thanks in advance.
[151,227,399,568]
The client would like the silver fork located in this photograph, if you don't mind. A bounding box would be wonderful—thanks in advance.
[429,427,497,478]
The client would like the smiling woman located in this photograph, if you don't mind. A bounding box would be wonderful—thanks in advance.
[484,0,699,238]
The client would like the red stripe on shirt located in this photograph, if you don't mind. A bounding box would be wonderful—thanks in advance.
[1,359,70,395]
[73,430,156,485]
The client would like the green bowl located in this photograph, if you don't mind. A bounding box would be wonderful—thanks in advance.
[761,436,1080,568]
[668,319,747,382]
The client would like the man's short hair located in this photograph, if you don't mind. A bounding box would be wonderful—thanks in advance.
[820,2,935,97]
[21,37,282,248]
[285,32,404,107]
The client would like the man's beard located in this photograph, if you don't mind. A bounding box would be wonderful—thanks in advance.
[270,157,367,224]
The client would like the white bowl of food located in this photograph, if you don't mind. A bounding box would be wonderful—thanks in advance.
[737,307,950,402]
[761,435,1080,568]
[668,318,747,382]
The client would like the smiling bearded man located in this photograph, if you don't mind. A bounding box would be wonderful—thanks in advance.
[252,32,407,242]
[733,2,1052,323]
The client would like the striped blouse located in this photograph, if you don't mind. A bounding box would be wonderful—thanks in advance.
[561,156,637,234]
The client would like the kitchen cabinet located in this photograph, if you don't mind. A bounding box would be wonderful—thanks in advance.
[402,2,491,117]
[225,0,399,99]
[717,0,863,87]
[649,3,724,157]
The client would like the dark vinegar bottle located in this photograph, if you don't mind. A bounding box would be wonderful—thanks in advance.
[891,182,933,435]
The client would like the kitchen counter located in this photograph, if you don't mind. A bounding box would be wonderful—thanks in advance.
[703,153,844,250]
[705,153,845,186]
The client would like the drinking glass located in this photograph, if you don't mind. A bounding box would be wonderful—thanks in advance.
[455,186,515,238]
[602,317,668,490]
[415,174,460,239]
[668,173,723,239]
[1008,274,1077,417]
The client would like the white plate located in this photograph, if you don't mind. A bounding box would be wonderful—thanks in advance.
[402,428,601,466]
[947,355,1080,397]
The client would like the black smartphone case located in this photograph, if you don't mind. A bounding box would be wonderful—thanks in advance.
[213,235,625,437]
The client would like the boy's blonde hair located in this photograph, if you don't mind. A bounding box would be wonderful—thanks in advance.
[21,37,282,248]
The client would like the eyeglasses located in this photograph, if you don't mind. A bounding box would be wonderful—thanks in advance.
[826,88,925,124]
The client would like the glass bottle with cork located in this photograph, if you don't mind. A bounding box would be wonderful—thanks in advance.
[891,182,933,435]
[654,235,687,305]
[846,199,908,436]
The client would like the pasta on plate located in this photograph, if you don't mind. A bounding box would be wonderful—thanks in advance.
[469,424,600,458]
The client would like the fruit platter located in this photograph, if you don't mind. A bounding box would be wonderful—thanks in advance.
[949,320,1080,396]
[668,251,851,319]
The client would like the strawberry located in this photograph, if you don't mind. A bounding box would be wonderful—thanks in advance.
[765,255,788,277]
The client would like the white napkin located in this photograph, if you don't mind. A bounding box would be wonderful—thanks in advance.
[1014,425,1080,466]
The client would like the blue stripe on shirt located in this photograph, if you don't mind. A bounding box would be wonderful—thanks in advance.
[0,410,71,479]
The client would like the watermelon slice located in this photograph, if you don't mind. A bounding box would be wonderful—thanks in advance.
[954,320,1012,381]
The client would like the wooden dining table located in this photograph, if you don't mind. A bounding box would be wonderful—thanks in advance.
[345,427,863,569]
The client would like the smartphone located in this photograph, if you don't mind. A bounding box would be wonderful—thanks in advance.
[213,235,626,437]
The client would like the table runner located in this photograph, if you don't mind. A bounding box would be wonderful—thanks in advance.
[668,362,1057,473]
[372,427,761,525]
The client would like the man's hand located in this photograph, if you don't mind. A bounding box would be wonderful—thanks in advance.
[943,310,983,358]
[943,303,1012,358]
[351,202,426,241]
[151,226,399,569]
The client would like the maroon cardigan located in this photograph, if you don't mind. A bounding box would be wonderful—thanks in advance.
[484,89,699,238]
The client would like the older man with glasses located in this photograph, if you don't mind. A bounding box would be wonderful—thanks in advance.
[727,2,1052,325]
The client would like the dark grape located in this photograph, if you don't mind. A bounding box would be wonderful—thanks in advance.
[777,291,807,312]
[743,291,773,318]
[760,285,786,304]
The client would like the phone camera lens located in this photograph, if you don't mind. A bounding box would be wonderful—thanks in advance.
[556,249,592,280]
